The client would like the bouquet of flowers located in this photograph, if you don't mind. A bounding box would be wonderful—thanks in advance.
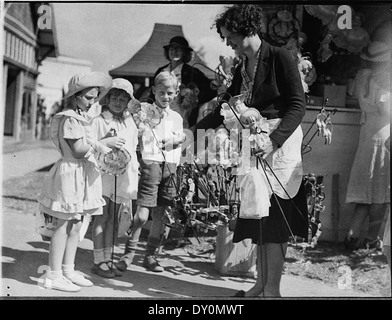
[210,55,240,92]
[171,83,199,128]
[298,53,317,93]
[284,32,317,93]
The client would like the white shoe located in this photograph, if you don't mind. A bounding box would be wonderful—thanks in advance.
[44,276,81,292]
[65,272,93,287]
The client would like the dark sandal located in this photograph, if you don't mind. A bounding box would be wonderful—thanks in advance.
[106,261,123,277]
[91,262,115,278]
[114,260,128,272]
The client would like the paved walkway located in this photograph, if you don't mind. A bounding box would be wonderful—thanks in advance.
[2,138,60,181]
[0,138,383,299]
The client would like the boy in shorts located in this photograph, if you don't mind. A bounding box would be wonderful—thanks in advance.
[116,71,184,272]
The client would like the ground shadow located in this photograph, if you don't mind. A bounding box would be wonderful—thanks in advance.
[2,245,49,286]
[2,239,249,298]
[107,268,239,298]
[36,163,54,172]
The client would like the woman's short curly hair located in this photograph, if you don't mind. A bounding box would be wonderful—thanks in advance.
[214,4,264,39]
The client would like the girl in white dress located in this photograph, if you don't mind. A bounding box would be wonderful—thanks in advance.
[345,41,390,250]
[37,72,112,292]
[90,78,139,278]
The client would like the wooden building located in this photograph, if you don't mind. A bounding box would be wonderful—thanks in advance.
[2,2,58,141]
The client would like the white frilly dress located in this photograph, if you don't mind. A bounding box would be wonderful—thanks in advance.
[90,110,139,203]
[346,69,390,204]
[37,109,106,220]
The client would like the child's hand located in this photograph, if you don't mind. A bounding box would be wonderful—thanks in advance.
[88,141,111,157]
[101,136,126,150]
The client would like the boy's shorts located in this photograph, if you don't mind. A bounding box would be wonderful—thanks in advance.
[137,159,177,207]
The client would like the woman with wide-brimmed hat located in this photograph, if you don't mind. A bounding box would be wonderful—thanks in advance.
[37,72,113,292]
[148,36,218,128]
[344,40,391,251]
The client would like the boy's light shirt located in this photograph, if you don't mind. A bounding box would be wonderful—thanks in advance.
[140,102,183,165]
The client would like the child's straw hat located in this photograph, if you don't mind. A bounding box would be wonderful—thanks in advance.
[110,78,134,98]
[63,72,113,101]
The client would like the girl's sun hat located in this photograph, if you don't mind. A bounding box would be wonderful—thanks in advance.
[101,78,134,106]
[63,72,113,101]
[110,78,134,98]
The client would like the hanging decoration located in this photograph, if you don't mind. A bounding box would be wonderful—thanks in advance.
[171,82,200,129]
[305,5,370,62]
[302,98,337,155]
[304,5,339,25]
[303,173,325,248]
[284,31,317,93]
[268,8,301,46]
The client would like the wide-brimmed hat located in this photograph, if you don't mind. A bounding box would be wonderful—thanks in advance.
[163,36,193,51]
[101,78,134,106]
[110,78,134,98]
[63,72,113,101]
[360,41,391,62]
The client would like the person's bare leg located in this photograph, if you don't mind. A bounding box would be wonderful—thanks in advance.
[62,220,82,265]
[92,205,108,267]
[48,219,68,273]
[143,206,166,272]
[116,205,150,270]
[129,205,150,242]
[263,242,288,297]
[149,206,165,241]
[347,204,369,238]
[104,200,121,262]
[367,203,387,241]
[384,245,391,269]
[243,245,267,297]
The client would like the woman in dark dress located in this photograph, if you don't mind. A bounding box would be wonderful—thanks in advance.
[196,4,308,297]
[149,36,217,129]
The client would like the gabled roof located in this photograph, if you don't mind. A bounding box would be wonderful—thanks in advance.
[109,23,215,79]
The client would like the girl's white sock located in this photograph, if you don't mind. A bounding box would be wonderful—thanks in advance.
[62,264,75,277]
[103,247,113,262]
[46,269,62,280]
[93,248,105,265]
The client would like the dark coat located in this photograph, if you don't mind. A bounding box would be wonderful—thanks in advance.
[196,40,309,242]
[196,40,306,147]
[149,63,217,128]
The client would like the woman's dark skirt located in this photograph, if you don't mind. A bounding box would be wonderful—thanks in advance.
[233,180,309,245]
